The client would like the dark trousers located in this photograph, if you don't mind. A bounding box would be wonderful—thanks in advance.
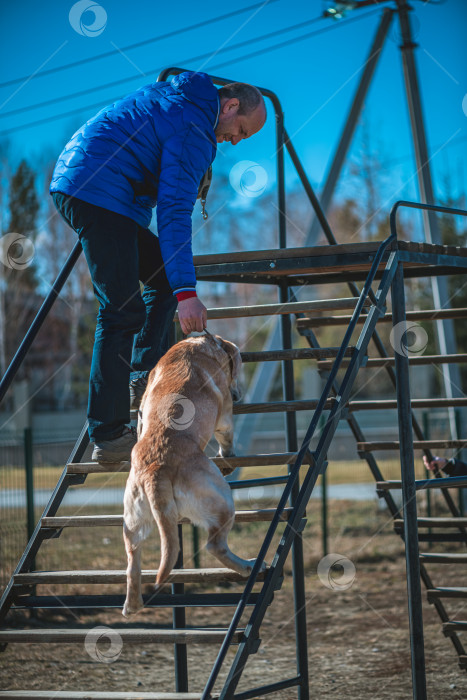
[52,192,177,441]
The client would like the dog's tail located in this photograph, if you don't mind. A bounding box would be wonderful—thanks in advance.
[144,475,180,588]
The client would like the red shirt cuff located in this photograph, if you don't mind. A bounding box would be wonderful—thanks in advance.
[176,290,197,302]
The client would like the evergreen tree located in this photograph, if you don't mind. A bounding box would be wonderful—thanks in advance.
[5,159,39,290]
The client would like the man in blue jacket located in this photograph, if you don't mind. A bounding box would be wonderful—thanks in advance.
[50,71,266,463]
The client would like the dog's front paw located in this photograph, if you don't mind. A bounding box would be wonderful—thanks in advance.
[217,446,236,459]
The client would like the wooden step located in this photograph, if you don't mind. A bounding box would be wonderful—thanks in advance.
[395,517,467,529]
[187,297,371,320]
[318,353,467,370]
[240,347,354,363]
[194,242,384,266]
[41,509,293,529]
[0,628,243,644]
[67,452,313,474]
[427,587,467,601]
[349,397,467,411]
[233,399,334,414]
[0,693,204,700]
[443,621,467,636]
[417,534,467,543]
[296,307,467,329]
[131,400,333,418]
[358,440,467,451]
[12,592,260,610]
[376,475,467,491]
[420,553,467,564]
[13,567,266,586]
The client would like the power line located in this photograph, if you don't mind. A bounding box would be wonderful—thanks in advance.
[0,14,326,120]
[0,0,281,90]
[0,8,380,136]
[209,7,379,72]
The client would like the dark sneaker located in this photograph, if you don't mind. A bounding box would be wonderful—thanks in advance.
[129,376,148,410]
[91,426,137,463]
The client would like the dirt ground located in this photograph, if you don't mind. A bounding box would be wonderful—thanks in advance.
[1,498,466,699]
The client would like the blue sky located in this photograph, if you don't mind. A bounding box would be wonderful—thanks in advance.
[0,0,466,210]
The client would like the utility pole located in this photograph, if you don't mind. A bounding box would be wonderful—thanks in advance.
[396,0,463,441]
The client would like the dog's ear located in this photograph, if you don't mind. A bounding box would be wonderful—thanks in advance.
[217,338,242,380]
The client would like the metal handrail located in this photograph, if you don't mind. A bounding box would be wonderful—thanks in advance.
[389,200,467,235]
[0,241,82,404]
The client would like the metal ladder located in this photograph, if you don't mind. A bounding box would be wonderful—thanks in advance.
[0,231,397,699]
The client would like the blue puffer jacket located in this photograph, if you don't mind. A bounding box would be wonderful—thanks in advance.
[50,72,219,295]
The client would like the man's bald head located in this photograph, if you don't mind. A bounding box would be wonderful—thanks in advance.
[215,82,266,145]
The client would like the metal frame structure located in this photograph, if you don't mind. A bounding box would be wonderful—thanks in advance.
[235,0,464,460]
[308,0,464,440]
[1,52,467,700]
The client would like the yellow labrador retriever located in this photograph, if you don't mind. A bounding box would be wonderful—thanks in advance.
[122,332,262,617]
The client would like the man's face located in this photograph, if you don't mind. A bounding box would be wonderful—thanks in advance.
[215,98,266,145]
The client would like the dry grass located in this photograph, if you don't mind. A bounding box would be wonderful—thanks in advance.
[1,497,466,699]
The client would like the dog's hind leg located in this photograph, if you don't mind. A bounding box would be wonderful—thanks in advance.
[206,515,250,575]
[192,464,266,576]
[206,510,266,576]
[122,474,153,617]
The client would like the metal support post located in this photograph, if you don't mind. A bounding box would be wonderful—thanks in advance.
[319,411,328,558]
[23,426,36,616]
[280,283,309,700]
[276,107,309,700]
[455,409,465,516]
[392,262,427,700]
[396,0,463,440]
[191,526,200,569]
[173,525,188,692]
[422,412,432,547]
[307,8,393,244]
[23,427,35,573]
[167,320,188,691]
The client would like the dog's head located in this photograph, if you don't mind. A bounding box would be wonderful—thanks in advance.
[213,336,243,403]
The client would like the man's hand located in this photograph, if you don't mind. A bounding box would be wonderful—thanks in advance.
[423,455,447,472]
[178,296,207,335]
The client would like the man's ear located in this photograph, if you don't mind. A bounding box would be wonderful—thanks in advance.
[223,97,239,114]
